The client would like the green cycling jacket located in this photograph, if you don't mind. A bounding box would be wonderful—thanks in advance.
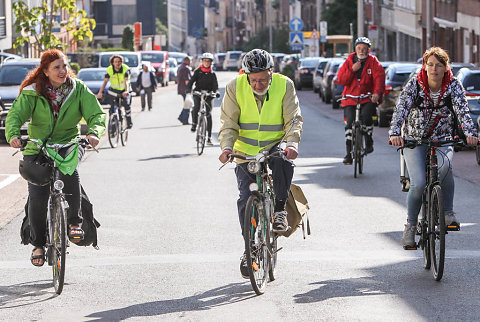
[5,78,106,155]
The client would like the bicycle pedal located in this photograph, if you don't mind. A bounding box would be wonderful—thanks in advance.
[446,224,460,231]
[272,247,283,255]
[403,245,418,250]
[252,262,259,271]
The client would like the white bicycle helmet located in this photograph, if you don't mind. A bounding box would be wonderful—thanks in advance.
[201,52,214,61]
[355,37,371,48]
[241,49,274,74]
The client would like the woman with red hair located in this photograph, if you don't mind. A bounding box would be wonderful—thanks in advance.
[5,49,106,266]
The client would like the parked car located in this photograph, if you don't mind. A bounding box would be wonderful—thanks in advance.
[450,62,476,76]
[169,58,178,83]
[279,54,301,73]
[98,51,142,93]
[223,51,242,71]
[456,68,480,127]
[140,51,169,87]
[320,58,345,103]
[294,57,322,90]
[0,59,40,141]
[0,53,22,65]
[214,53,226,71]
[236,52,247,71]
[271,53,286,73]
[377,63,420,127]
[331,61,346,109]
[77,67,109,104]
[168,52,188,65]
[313,58,331,93]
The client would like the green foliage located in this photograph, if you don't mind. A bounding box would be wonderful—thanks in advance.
[241,25,291,53]
[69,62,80,74]
[321,0,357,36]
[281,64,295,81]
[156,0,167,26]
[122,25,134,51]
[12,0,96,51]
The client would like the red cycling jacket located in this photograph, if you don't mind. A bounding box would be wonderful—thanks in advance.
[336,52,385,107]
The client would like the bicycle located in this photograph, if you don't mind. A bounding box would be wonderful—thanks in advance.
[16,137,97,294]
[106,90,129,148]
[192,90,218,155]
[339,93,371,178]
[221,150,289,295]
[397,137,466,281]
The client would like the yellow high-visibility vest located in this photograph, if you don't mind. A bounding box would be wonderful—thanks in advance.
[106,64,130,91]
[234,73,286,155]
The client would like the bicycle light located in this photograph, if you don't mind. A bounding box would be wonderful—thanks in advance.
[249,182,259,192]
[248,161,261,174]
[54,180,64,191]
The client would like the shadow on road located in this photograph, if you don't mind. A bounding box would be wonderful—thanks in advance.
[0,280,57,309]
[86,282,256,321]
[138,153,197,161]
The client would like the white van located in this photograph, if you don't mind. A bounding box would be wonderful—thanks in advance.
[223,51,243,71]
[97,51,142,94]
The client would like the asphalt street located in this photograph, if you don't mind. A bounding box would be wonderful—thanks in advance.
[0,71,480,321]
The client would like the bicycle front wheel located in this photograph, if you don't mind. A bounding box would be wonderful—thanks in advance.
[51,196,67,294]
[108,113,119,148]
[244,196,268,295]
[120,113,129,146]
[196,115,206,155]
[429,185,445,281]
[266,195,277,282]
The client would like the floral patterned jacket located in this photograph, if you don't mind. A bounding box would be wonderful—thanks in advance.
[389,77,477,140]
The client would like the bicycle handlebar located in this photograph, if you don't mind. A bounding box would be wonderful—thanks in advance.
[338,93,371,102]
[192,90,219,98]
[18,137,99,153]
[389,136,474,150]
[219,150,287,170]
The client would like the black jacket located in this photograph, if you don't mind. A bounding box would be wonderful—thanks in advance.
[187,67,218,93]
[136,71,158,92]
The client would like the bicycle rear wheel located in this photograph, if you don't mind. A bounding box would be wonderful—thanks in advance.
[429,185,445,281]
[120,112,129,146]
[266,195,277,282]
[51,196,67,294]
[108,113,119,148]
[244,196,268,295]
[353,125,362,178]
[196,115,206,155]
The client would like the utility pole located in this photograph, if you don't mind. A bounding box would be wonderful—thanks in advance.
[269,0,273,52]
[232,0,236,50]
[357,0,364,37]
[426,0,432,48]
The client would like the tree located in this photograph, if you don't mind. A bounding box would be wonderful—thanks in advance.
[241,25,291,53]
[12,0,96,51]
[321,0,357,36]
[122,25,134,51]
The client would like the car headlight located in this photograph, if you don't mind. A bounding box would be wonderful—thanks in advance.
[247,161,261,174]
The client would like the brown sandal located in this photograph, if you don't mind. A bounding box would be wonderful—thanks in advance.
[30,247,45,267]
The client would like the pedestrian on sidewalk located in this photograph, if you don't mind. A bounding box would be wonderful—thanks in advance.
[177,56,192,124]
[136,63,157,111]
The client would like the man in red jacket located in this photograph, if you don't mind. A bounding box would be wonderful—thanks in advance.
[336,37,385,164]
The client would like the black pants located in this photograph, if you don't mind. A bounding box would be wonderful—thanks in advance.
[234,144,294,236]
[108,90,132,123]
[343,102,376,153]
[25,151,83,248]
[191,95,213,137]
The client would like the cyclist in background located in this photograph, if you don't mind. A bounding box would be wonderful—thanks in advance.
[5,49,105,266]
[389,47,478,248]
[97,54,133,129]
[218,49,302,279]
[336,37,385,165]
[188,52,219,145]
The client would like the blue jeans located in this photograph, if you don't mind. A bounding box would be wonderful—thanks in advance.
[403,144,454,224]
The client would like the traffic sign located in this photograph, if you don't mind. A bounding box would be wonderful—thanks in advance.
[290,44,304,51]
[289,32,303,45]
[289,18,304,31]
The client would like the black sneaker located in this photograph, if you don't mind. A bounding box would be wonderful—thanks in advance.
[127,122,133,129]
[240,252,249,279]
[207,138,213,145]
[273,210,288,233]
[191,125,196,132]
[365,144,374,154]
[343,153,353,165]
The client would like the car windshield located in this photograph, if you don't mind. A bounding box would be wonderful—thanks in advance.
[229,53,241,60]
[0,65,37,85]
[301,59,319,68]
[141,53,164,63]
[463,74,480,91]
[100,54,139,67]
[392,72,411,83]
[78,70,105,81]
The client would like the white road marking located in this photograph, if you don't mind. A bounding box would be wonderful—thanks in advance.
[0,174,20,190]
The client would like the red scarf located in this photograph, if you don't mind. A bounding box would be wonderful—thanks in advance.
[416,66,453,119]
[200,65,212,73]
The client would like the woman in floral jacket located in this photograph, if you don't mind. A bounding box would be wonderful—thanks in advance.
[389,47,478,249]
